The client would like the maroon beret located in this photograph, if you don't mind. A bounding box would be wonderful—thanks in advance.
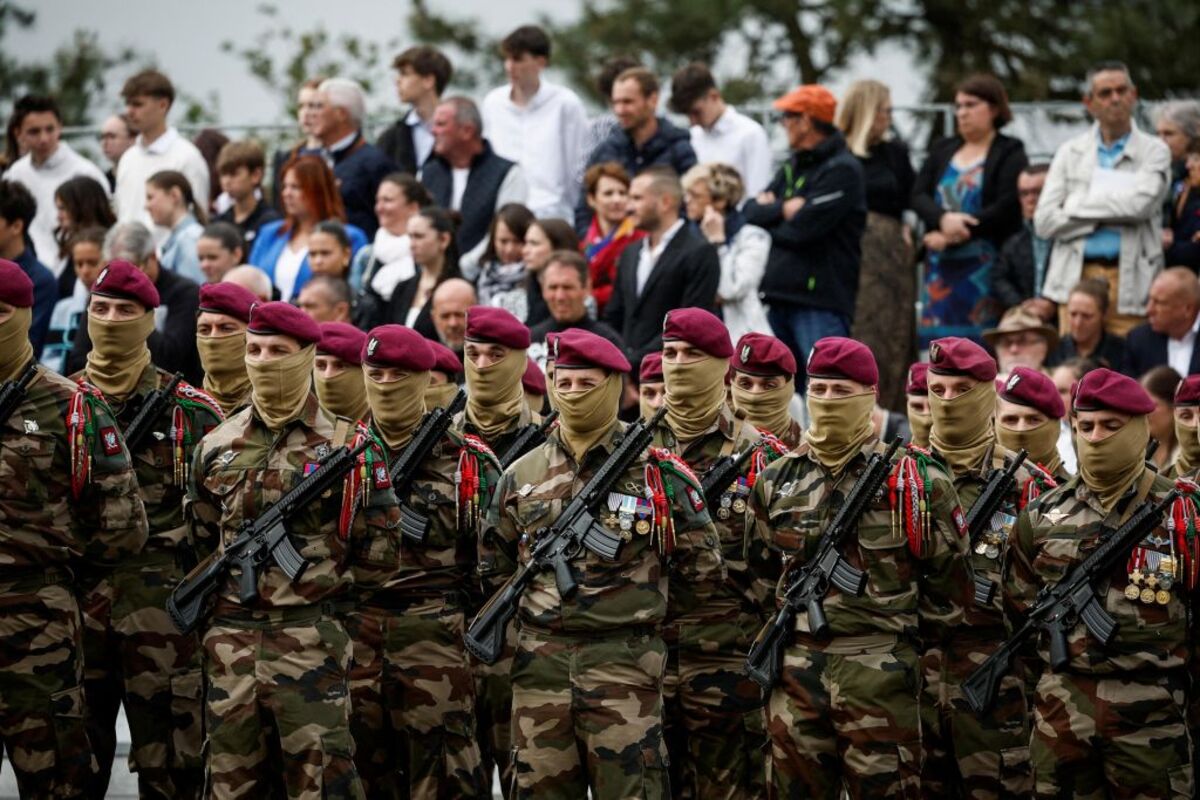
[522,357,546,395]
[806,337,878,386]
[1073,368,1156,415]
[362,324,435,371]
[247,301,321,346]
[428,341,463,376]
[1176,375,1200,406]
[317,322,367,366]
[552,327,631,373]
[466,305,530,349]
[91,260,160,310]
[905,362,930,395]
[928,337,997,382]
[999,367,1065,420]
[733,332,796,377]
[662,308,733,359]
[198,282,256,323]
[640,352,664,384]
[0,260,33,309]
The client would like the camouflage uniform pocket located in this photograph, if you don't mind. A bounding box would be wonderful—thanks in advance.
[169,669,205,769]
[1031,537,1082,585]
[639,746,670,800]
[49,684,94,788]
[999,744,1032,796]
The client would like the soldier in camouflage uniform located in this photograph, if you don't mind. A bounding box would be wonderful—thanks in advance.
[0,261,148,797]
[454,306,544,797]
[730,332,804,451]
[313,322,370,422]
[904,363,932,450]
[653,309,781,799]
[523,356,547,415]
[996,366,1070,486]
[345,323,492,798]
[746,337,972,799]
[484,328,726,800]
[186,301,401,799]
[639,352,665,422]
[922,339,1041,799]
[196,282,258,416]
[71,260,223,800]
[426,341,464,410]
[1170,376,1200,480]
[1005,368,1196,798]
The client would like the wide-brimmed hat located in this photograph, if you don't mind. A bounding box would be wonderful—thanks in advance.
[982,307,1059,353]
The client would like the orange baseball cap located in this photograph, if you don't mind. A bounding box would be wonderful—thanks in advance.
[772,85,837,125]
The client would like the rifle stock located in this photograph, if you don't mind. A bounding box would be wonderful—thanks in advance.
[123,372,183,452]
[499,410,560,469]
[389,390,466,545]
[701,445,756,508]
[0,360,38,424]
[967,449,1028,608]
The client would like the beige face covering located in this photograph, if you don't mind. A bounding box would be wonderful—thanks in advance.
[732,377,795,439]
[1173,417,1200,477]
[86,312,155,402]
[315,365,369,421]
[663,354,728,440]
[1077,414,1149,511]
[198,332,251,414]
[997,418,1062,475]
[929,379,997,474]
[425,380,460,411]
[246,345,315,430]
[803,392,875,475]
[0,307,33,382]
[556,372,622,463]
[365,370,429,450]
[465,347,526,439]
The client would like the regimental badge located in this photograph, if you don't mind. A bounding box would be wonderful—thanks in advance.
[741,343,752,364]
[952,505,967,536]
[686,486,704,512]
[373,463,390,490]
[22,419,38,434]
[218,449,237,466]
[315,443,331,459]
[99,426,121,455]
[1006,373,1021,392]
[930,341,941,363]
[95,267,109,288]
[367,338,379,357]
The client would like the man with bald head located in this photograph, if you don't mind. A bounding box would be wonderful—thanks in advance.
[221,264,273,302]
[1123,266,1200,376]
[297,275,352,324]
[430,277,475,355]
[602,165,720,367]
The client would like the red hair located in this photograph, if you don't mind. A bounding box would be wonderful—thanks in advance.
[280,154,346,234]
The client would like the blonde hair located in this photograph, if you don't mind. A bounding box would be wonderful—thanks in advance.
[836,79,891,157]
[681,162,745,209]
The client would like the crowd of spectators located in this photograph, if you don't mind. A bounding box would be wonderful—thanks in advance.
[3,29,1198,424]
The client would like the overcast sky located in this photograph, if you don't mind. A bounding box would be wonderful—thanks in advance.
[22,0,926,126]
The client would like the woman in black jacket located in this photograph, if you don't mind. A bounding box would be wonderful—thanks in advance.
[912,74,1028,346]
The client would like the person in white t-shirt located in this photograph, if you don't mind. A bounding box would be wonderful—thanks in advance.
[114,70,210,229]
[668,62,773,199]
[481,25,588,220]
[4,94,109,271]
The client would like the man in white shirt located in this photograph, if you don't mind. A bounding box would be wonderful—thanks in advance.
[669,62,773,198]
[1124,267,1200,377]
[114,70,210,230]
[481,25,588,220]
[4,95,109,271]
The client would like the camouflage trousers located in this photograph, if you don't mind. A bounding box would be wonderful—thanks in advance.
[663,614,768,799]
[344,596,484,799]
[768,634,921,800]
[1031,670,1194,799]
[473,622,515,799]
[510,628,670,800]
[919,631,1032,799]
[203,608,363,800]
[82,556,204,800]
[0,573,94,798]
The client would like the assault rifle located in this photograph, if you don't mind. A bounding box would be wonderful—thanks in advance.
[700,444,756,509]
[0,360,38,425]
[499,409,559,469]
[464,406,668,665]
[390,389,467,544]
[744,437,902,689]
[967,449,1028,607]
[122,372,182,452]
[962,488,1179,713]
[166,438,370,633]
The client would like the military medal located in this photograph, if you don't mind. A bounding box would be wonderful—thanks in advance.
[636,520,650,534]
[1156,589,1172,605]
[717,507,731,520]
[1124,583,1142,601]
[732,498,747,514]
[1140,587,1157,604]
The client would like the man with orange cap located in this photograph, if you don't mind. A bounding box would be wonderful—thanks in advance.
[744,84,866,383]
[1006,368,1198,798]
[0,259,147,798]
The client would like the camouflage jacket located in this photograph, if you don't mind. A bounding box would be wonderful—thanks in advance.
[455,402,543,470]
[747,438,972,643]
[1005,468,1191,675]
[74,364,223,558]
[366,418,501,601]
[485,421,726,636]
[653,404,774,621]
[186,394,401,614]
[0,366,147,572]
[947,442,1044,628]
